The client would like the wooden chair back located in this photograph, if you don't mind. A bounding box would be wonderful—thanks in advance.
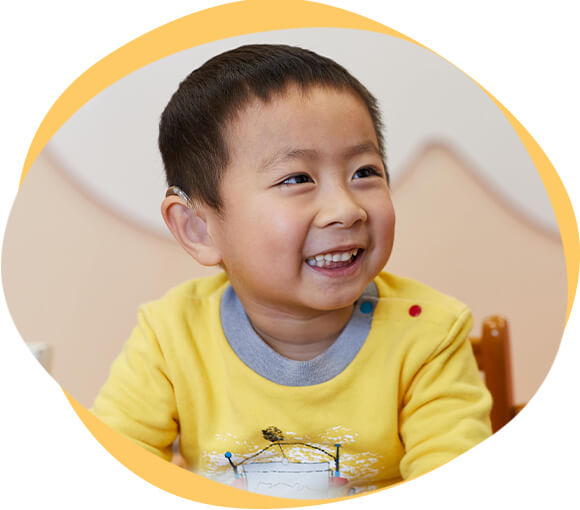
[469,316,520,432]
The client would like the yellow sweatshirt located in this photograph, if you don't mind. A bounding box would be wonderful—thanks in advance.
[92,271,491,498]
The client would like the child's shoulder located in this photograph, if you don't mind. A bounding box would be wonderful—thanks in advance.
[143,272,230,313]
[374,271,470,323]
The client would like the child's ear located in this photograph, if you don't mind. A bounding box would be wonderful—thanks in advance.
[161,196,222,266]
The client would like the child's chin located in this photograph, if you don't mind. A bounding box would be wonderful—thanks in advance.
[309,293,362,312]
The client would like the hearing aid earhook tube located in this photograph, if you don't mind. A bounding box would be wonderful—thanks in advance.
[165,186,192,206]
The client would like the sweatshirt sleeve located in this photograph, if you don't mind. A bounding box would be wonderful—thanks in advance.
[398,307,492,480]
[91,306,178,461]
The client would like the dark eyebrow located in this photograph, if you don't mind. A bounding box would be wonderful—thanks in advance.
[260,141,382,172]
[260,147,319,172]
[342,141,382,160]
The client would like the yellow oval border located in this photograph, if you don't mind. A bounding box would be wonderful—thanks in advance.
[17,0,579,507]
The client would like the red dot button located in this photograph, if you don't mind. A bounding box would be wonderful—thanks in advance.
[409,305,422,317]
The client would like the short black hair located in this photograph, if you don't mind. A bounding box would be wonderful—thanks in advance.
[159,44,387,211]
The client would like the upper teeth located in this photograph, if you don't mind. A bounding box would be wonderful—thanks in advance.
[306,248,359,267]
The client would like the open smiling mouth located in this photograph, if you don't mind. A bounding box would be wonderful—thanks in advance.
[305,248,362,269]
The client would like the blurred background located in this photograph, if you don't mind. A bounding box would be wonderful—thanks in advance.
[2,28,567,408]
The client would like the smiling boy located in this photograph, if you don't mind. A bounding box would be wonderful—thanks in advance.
[92,44,491,498]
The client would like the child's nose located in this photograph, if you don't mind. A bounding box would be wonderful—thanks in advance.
[315,186,368,228]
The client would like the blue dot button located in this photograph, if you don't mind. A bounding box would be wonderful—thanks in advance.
[360,301,373,314]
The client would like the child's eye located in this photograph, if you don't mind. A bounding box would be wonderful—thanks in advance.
[279,174,314,186]
[353,166,382,179]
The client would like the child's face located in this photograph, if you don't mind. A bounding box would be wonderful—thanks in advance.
[207,85,395,316]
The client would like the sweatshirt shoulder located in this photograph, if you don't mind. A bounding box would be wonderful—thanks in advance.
[140,272,230,315]
[373,271,470,325]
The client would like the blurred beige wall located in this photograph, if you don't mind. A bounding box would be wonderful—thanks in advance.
[386,145,567,404]
[2,147,567,407]
[2,151,220,407]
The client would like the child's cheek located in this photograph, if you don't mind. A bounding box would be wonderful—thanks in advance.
[366,198,395,265]
[380,206,396,261]
[258,200,307,235]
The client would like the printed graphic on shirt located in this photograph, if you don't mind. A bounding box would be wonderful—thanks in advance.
[198,425,384,498]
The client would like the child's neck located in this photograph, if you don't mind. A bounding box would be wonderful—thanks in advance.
[242,301,354,361]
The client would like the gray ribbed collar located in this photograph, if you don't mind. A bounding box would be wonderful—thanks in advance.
[220,282,378,386]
